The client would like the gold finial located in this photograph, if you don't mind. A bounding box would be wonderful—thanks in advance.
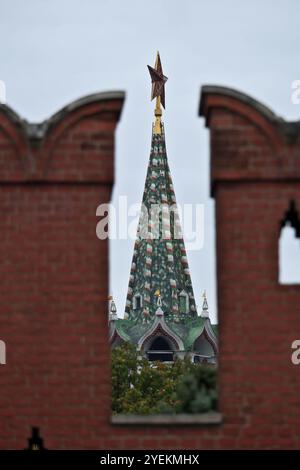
[147,52,168,135]
[154,96,162,134]
[154,289,162,307]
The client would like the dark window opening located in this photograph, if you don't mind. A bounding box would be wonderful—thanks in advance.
[193,355,211,364]
[134,294,142,310]
[147,336,174,362]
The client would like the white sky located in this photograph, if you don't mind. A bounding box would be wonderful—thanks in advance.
[280,226,300,284]
[1,0,300,323]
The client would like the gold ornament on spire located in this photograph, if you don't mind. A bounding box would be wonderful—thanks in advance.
[154,289,162,306]
[147,52,168,135]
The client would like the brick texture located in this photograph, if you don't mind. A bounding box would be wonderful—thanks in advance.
[0,93,125,449]
[200,86,300,449]
[1,86,300,449]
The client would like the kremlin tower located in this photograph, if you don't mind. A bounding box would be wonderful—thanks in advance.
[109,53,217,363]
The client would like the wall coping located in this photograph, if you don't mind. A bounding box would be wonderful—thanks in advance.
[199,84,300,142]
[0,90,125,182]
[111,412,222,426]
[1,90,125,140]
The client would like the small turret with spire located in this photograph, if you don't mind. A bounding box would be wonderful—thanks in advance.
[108,295,118,322]
[201,291,210,319]
[155,289,164,316]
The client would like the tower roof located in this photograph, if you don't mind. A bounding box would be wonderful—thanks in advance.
[124,54,197,325]
[125,126,197,323]
[109,54,218,360]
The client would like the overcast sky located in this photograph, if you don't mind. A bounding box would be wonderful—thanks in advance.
[1,0,300,323]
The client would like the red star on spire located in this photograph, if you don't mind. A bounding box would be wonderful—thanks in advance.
[147,52,168,109]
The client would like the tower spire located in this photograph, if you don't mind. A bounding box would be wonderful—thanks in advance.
[124,54,197,323]
[111,55,217,364]
[147,52,168,135]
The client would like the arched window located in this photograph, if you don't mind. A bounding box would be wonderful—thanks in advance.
[133,294,143,310]
[193,335,214,357]
[279,201,300,284]
[147,336,174,362]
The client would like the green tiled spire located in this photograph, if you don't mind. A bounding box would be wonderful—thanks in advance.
[110,54,218,365]
[125,125,197,324]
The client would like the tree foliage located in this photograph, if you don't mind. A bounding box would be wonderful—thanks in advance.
[111,343,218,415]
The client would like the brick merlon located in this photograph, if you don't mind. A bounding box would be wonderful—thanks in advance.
[199,85,300,143]
[198,85,300,193]
[0,90,125,141]
[0,91,125,182]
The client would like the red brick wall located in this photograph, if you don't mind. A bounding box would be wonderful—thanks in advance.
[1,87,300,449]
[0,93,125,449]
[201,87,300,449]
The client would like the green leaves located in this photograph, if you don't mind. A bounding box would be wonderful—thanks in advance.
[112,344,218,415]
[176,366,218,413]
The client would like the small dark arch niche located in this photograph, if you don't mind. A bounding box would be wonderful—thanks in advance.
[279,200,300,284]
